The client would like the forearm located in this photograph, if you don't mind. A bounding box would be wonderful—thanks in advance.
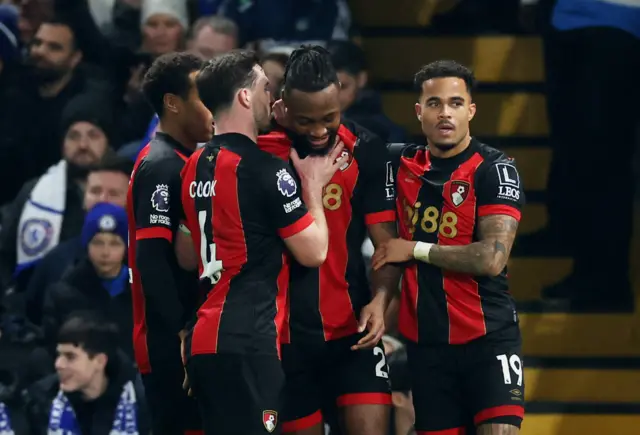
[370,264,402,307]
[136,239,184,335]
[369,221,402,306]
[416,214,516,276]
[426,240,506,276]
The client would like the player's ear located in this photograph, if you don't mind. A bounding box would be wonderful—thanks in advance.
[164,94,180,114]
[237,88,251,110]
[273,99,290,127]
[415,102,422,122]
[94,352,108,371]
[357,71,368,89]
[468,102,476,122]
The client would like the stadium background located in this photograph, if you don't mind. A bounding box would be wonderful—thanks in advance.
[0,0,639,434]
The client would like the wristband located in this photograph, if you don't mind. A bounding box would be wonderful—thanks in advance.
[178,223,191,235]
[413,242,434,263]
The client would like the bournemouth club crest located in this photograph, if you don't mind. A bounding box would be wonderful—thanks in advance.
[450,181,469,207]
[263,410,278,433]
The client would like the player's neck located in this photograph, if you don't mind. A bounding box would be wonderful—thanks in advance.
[213,114,258,143]
[427,134,472,159]
[157,121,198,151]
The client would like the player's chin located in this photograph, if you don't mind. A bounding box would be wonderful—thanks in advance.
[195,128,214,143]
[257,119,272,134]
[431,140,458,151]
[58,377,80,393]
[305,139,332,156]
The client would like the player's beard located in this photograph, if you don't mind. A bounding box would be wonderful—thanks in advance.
[66,160,91,181]
[288,129,338,159]
[26,59,68,85]
[253,102,272,135]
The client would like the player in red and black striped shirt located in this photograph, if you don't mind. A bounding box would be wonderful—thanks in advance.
[126,52,213,435]
[257,46,401,435]
[372,60,525,435]
[175,50,345,435]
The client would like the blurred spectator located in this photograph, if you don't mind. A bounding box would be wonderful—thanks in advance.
[23,313,150,435]
[0,4,25,206]
[261,50,289,102]
[0,367,29,434]
[219,0,351,51]
[25,155,133,325]
[0,4,20,72]
[0,16,114,203]
[327,40,407,143]
[111,0,192,148]
[0,93,115,296]
[42,203,132,360]
[140,0,188,56]
[188,15,238,60]
[13,0,54,44]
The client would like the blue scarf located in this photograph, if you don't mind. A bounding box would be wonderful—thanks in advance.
[101,266,129,297]
[0,402,14,435]
[47,381,138,435]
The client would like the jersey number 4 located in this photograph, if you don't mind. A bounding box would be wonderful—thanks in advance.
[198,210,223,284]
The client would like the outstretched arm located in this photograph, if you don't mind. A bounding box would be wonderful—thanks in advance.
[369,221,403,304]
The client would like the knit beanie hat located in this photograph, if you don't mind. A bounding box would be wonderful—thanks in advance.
[82,203,128,247]
[0,5,20,63]
[60,93,116,146]
[141,0,188,30]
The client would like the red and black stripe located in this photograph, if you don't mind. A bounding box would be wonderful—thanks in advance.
[397,147,515,345]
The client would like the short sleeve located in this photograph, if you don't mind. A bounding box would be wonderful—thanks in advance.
[261,159,314,239]
[133,157,183,242]
[360,136,397,226]
[476,160,525,221]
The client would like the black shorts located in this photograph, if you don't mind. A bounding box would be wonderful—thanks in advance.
[187,353,285,435]
[281,333,392,432]
[407,325,525,433]
[141,368,202,435]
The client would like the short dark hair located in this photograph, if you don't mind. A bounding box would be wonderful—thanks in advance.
[57,311,119,359]
[40,16,78,50]
[91,154,134,177]
[142,52,204,117]
[414,60,476,98]
[196,49,259,114]
[327,40,367,76]
[283,45,339,94]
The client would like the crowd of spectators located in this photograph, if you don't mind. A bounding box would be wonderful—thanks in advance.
[0,0,411,433]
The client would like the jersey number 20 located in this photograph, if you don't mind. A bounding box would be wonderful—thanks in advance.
[198,210,223,284]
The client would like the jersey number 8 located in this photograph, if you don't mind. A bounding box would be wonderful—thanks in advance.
[198,210,223,284]
[323,183,342,211]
